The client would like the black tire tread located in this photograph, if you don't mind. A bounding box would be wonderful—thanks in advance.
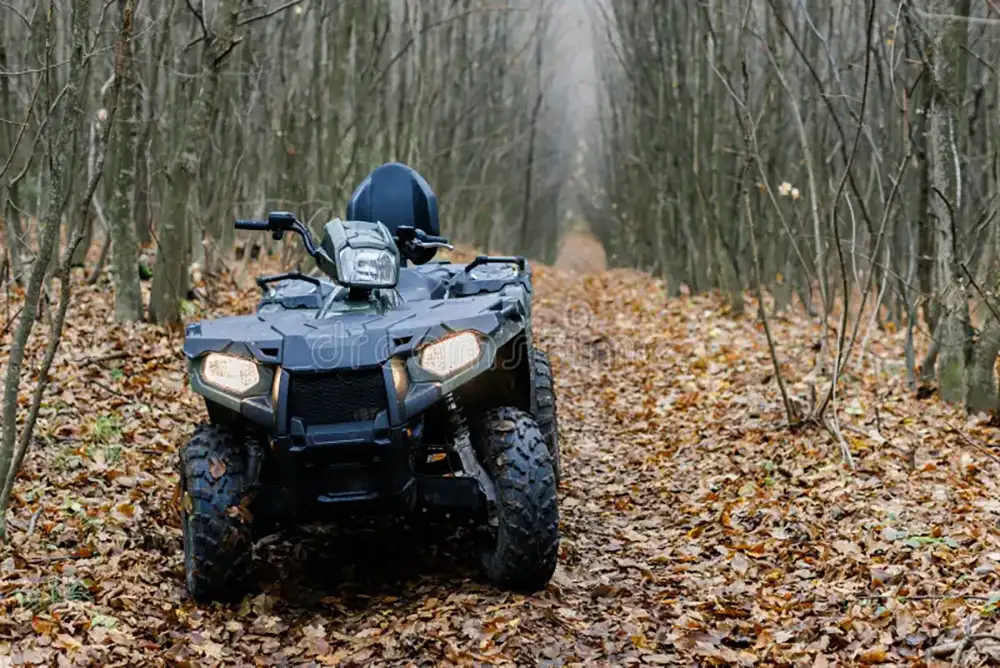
[477,407,559,591]
[179,423,253,602]
[530,348,560,485]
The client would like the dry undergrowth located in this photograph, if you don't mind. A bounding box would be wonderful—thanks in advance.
[1,255,1000,666]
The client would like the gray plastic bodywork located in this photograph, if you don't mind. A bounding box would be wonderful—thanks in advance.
[183,261,533,433]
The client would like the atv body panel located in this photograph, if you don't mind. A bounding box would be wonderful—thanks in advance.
[183,261,533,510]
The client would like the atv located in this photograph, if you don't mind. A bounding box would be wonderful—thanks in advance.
[179,162,560,602]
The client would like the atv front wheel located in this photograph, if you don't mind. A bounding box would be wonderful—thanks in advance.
[530,348,560,485]
[475,407,559,591]
[179,423,254,602]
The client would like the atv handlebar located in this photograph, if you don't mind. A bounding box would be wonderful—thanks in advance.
[235,219,270,231]
[394,226,454,256]
[235,212,320,257]
[235,214,454,264]
[416,230,450,246]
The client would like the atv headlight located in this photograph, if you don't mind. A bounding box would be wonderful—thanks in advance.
[338,247,398,288]
[202,353,260,394]
[419,331,481,378]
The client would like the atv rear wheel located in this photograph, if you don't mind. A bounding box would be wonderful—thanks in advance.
[179,423,254,602]
[475,407,559,591]
[530,348,560,486]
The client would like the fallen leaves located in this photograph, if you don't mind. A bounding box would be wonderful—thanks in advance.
[858,645,888,663]
[5,259,1000,665]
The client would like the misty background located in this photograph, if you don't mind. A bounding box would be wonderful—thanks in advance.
[4,0,1000,413]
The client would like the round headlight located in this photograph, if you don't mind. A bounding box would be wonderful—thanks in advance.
[419,332,481,378]
[202,353,260,394]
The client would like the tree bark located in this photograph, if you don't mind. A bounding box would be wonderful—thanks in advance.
[108,0,142,321]
[0,40,27,285]
[927,0,968,405]
[149,0,240,326]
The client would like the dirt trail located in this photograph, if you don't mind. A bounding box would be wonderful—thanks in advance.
[554,232,607,274]
[2,262,1000,666]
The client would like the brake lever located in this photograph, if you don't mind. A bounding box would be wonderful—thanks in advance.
[404,238,453,252]
[417,241,454,251]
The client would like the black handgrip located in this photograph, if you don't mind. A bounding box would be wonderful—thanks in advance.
[235,219,269,231]
[413,228,449,245]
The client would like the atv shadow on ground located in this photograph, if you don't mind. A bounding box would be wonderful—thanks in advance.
[249,519,484,608]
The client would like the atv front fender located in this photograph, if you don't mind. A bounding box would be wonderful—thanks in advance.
[398,299,529,422]
[187,343,277,429]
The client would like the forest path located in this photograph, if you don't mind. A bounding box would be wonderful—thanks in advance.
[2,264,1000,665]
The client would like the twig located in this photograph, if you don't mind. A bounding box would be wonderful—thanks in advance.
[948,633,1000,665]
[9,84,71,189]
[183,0,208,38]
[0,0,135,514]
[841,423,872,438]
[815,0,879,420]
[861,592,993,604]
[76,351,128,366]
[27,553,90,565]
[948,424,1000,467]
[931,641,963,659]
[961,262,1000,328]
[823,415,856,470]
[236,0,304,27]
[24,506,42,539]
[185,0,305,49]
[0,306,24,339]
[910,5,1000,26]
[90,379,131,400]
[713,4,797,429]
[0,1,32,29]
[0,65,43,182]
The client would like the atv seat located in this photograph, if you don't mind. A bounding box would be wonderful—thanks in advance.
[347,162,441,264]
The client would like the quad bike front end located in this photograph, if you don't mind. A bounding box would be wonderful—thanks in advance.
[183,297,534,513]
[180,326,559,602]
[176,164,560,603]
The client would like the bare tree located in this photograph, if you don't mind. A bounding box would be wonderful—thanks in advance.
[1,0,128,536]
[591,0,1000,418]
[105,0,143,322]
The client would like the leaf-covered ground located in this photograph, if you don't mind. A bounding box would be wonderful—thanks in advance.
[4,259,1000,666]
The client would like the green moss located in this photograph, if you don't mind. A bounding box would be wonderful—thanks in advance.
[938,353,966,404]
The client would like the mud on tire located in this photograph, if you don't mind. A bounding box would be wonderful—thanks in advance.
[475,407,559,592]
[179,423,254,602]
[530,348,559,486]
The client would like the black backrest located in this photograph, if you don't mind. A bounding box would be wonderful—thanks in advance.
[347,162,440,241]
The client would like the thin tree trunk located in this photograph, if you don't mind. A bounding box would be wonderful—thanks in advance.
[149,0,240,326]
[108,0,142,321]
[0,0,93,538]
